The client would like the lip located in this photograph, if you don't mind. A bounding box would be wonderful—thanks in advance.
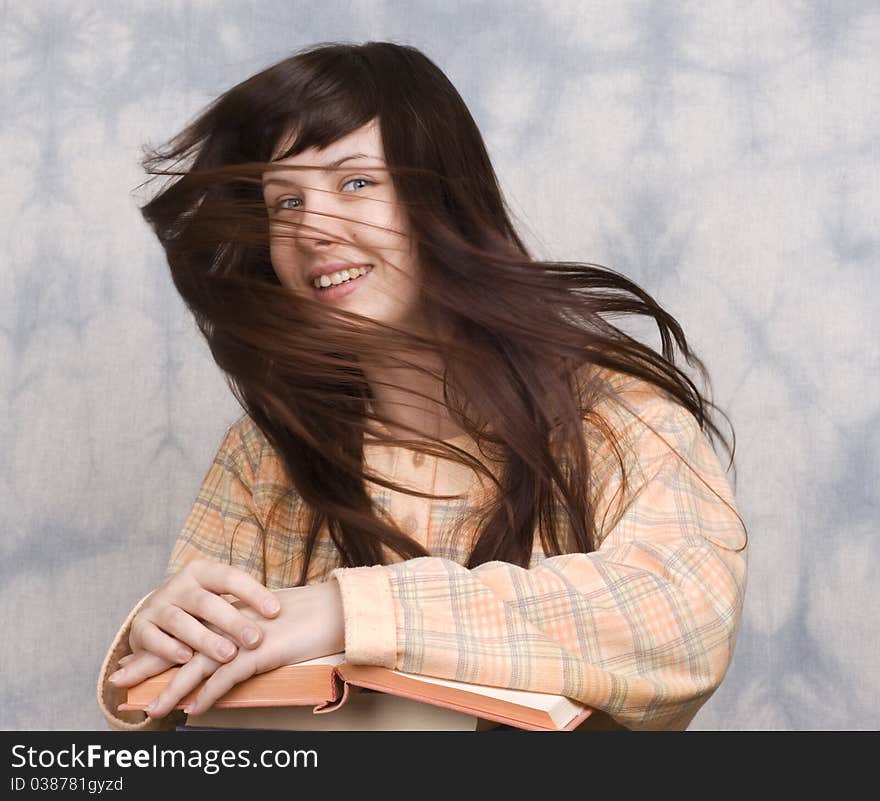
[310,264,374,304]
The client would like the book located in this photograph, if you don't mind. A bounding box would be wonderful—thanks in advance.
[118,652,595,732]
[178,689,505,732]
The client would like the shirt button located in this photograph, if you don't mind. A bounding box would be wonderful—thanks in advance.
[412,451,425,468]
[400,515,419,535]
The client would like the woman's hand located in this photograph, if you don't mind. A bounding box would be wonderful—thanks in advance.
[108,559,282,689]
[135,579,346,720]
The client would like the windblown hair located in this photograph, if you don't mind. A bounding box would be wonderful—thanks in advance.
[137,40,747,586]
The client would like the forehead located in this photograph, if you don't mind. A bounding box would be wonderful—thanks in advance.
[268,119,382,167]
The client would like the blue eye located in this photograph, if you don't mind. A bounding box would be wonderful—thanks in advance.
[343,177,373,192]
[275,178,374,212]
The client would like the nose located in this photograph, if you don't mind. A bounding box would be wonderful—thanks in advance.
[294,188,350,255]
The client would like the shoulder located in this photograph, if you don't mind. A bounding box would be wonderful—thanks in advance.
[574,365,711,490]
[227,411,271,455]
[219,412,289,487]
[580,365,696,443]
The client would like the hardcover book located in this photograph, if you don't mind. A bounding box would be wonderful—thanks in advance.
[118,652,595,732]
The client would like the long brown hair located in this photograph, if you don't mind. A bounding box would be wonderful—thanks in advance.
[137,40,747,586]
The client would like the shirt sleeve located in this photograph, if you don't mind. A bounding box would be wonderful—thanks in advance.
[163,419,267,583]
[331,393,749,731]
[96,419,265,731]
[95,589,182,731]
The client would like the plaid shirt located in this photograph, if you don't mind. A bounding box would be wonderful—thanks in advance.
[97,370,748,731]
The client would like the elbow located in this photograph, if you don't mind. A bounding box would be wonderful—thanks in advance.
[676,540,747,700]
[690,560,746,702]
[97,675,178,732]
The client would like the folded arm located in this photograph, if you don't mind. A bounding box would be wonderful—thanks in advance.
[331,399,749,731]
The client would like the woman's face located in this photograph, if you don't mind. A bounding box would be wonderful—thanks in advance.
[262,118,423,330]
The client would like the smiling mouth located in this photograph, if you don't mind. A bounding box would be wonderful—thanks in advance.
[309,264,375,304]
[312,264,374,290]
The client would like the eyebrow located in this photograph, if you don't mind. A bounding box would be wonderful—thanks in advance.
[263,154,385,186]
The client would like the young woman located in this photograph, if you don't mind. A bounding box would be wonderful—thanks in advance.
[97,41,748,732]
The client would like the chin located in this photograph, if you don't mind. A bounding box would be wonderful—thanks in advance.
[351,297,413,326]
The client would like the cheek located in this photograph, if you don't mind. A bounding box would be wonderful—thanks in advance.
[268,242,299,288]
[269,236,284,264]
[358,203,403,247]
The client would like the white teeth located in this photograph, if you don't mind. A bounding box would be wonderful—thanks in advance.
[313,265,372,289]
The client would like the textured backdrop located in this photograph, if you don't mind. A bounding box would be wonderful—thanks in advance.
[1,0,877,730]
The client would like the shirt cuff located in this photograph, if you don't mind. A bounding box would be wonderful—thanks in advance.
[96,590,183,732]
[330,565,398,669]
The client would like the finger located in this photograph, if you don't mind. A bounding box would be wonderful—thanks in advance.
[108,651,176,688]
[151,605,241,665]
[113,651,151,676]
[183,654,258,717]
[145,653,221,720]
[190,560,281,618]
[133,613,218,665]
[118,644,190,670]
[186,589,268,651]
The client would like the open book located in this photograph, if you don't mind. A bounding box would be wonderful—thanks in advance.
[118,652,595,731]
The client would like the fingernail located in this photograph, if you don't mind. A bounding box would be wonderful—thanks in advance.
[183,697,202,715]
[242,626,259,647]
[177,647,193,662]
[263,598,280,615]
[108,669,124,684]
[144,699,157,713]
[218,642,235,659]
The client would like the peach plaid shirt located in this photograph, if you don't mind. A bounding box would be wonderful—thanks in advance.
[96,370,748,732]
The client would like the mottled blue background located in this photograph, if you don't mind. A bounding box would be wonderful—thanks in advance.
[1,0,877,730]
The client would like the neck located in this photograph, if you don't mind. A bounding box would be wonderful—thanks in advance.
[362,349,466,442]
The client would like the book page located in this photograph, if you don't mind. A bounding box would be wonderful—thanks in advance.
[286,652,347,668]
[279,652,584,728]
[386,668,585,729]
